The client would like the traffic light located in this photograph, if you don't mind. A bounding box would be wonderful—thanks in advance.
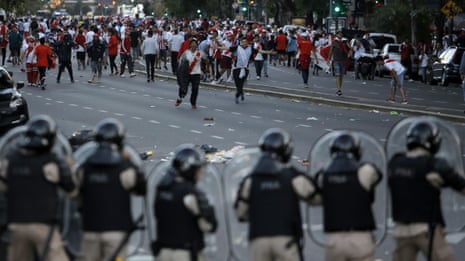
[197,9,201,14]
[241,6,247,12]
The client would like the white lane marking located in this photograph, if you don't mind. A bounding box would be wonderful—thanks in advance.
[119,90,127,92]
[250,115,261,119]
[56,101,64,104]
[199,105,207,109]
[114,113,125,116]
[149,120,160,124]
[130,92,137,94]
[234,141,248,145]
[156,97,164,100]
[46,98,52,101]
[232,112,241,115]
[298,124,312,128]
[150,105,157,108]
[83,106,93,110]
[190,130,202,134]
[143,94,150,97]
[99,110,108,113]
[37,95,43,98]
[273,119,284,123]
[214,109,224,112]
[211,135,224,140]
[69,104,79,107]
[45,103,52,105]
[132,116,143,120]
[169,125,180,129]
[110,87,116,90]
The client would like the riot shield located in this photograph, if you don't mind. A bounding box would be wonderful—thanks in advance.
[385,116,465,233]
[146,160,228,260]
[306,130,387,247]
[0,125,79,259]
[221,147,261,261]
[73,143,143,171]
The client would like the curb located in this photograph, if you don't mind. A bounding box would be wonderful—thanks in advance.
[135,69,465,123]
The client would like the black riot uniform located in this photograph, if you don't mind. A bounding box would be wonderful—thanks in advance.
[0,114,76,261]
[234,128,317,261]
[75,118,146,261]
[388,121,465,261]
[316,133,382,261]
[153,145,217,261]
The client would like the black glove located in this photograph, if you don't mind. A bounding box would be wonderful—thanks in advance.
[194,189,217,232]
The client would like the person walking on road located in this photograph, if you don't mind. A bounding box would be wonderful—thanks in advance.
[376,55,408,104]
[327,31,351,96]
[297,32,318,87]
[230,37,252,104]
[32,37,53,90]
[141,30,158,82]
[55,33,75,83]
[87,34,105,83]
[175,38,206,109]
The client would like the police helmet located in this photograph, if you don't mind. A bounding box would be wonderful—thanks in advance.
[22,114,57,152]
[330,133,361,161]
[0,67,14,89]
[258,128,293,163]
[94,118,125,149]
[406,121,441,154]
[172,144,204,182]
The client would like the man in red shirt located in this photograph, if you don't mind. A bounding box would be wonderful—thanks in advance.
[0,21,8,66]
[32,37,52,90]
[275,30,287,66]
[297,33,317,87]
[119,30,135,77]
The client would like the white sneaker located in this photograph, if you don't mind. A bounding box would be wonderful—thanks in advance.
[256,76,261,80]
[130,73,137,77]
[408,79,414,82]
[120,74,126,78]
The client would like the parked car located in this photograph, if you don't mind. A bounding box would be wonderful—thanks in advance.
[0,68,29,135]
[430,46,465,86]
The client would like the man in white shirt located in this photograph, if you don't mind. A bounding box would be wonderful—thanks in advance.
[376,55,408,104]
[169,29,184,74]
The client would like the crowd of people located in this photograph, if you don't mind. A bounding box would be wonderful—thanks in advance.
[0,113,464,261]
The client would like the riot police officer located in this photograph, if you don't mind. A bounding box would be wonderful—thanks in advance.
[0,114,76,261]
[388,120,465,261]
[315,133,382,261]
[234,128,318,261]
[153,144,217,261]
[75,118,146,261]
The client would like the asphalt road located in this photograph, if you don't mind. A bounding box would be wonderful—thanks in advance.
[6,59,465,260]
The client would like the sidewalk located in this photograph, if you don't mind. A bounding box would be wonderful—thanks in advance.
[135,61,465,122]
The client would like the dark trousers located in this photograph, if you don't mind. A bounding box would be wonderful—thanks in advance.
[171,51,178,74]
[179,74,200,105]
[254,60,263,77]
[301,67,309,84]
[38,66,47,86]
[120,53,134,74]
[57,61,74,82]
[109,54,118,74]
[1,48,5,66]
[233,68,249,98]
[145,54,156,80]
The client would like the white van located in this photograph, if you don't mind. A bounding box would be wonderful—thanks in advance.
[0,9,6,22]
[366,33,398,55]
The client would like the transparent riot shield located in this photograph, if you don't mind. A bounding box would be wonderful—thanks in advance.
[146,160,228,260]
[0,125,79,259]
[306,130,387,247]
[385,116,465,233]
[221,147,261,261]
[73,142,143,170]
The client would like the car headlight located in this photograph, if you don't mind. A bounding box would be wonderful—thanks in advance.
[9,98,23,108]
